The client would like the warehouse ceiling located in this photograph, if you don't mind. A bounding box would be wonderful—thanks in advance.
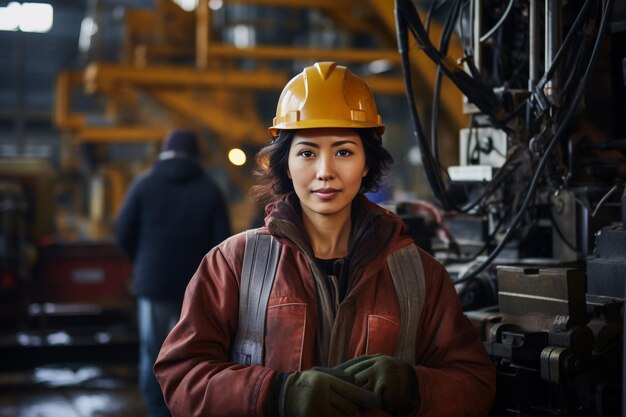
[1,0,467,150]
[0,0,466,234]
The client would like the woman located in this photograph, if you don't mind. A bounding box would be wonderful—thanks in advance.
[154,62,495,417]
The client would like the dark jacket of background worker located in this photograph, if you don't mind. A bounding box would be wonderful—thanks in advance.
[114,129,231,417]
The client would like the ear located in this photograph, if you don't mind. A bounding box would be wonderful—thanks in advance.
[362,166,369,178]
[287,168,292,179]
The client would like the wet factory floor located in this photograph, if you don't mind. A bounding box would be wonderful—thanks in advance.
[0,364,148,417]
[0,294,147,416]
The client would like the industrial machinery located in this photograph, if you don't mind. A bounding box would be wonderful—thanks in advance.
[0,159,136,371]
[41,0,624,414]
[394,0,625,415]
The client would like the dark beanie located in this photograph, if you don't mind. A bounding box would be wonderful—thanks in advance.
[162,129,199,156]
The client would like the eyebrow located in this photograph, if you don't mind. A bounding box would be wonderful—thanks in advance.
[293,140,359,148]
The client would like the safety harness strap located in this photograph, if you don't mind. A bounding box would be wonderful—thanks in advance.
[231,233,425,367]
[387,244,426,365]
[230,229,281,365]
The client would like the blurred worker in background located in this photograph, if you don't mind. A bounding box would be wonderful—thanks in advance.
[154,62,495,417]
[114,129,231,417]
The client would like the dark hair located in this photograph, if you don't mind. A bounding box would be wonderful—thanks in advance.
[250,128,393,203]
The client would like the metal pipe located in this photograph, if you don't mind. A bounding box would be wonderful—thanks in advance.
[464,0,483,114]
[528,0,540,89]
[473,0,482,73]
[13,30,25,152]
[544,0,562,104]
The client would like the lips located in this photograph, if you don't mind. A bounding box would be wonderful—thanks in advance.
[312,187,340,199]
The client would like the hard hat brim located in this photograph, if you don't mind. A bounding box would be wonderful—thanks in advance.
[269,121,385,137]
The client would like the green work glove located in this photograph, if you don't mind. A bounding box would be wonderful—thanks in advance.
[279,367,381,417]
[339,354,419,417]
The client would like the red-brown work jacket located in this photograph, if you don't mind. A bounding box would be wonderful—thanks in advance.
[154,194,496,417]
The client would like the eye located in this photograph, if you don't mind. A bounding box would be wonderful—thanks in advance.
[336,149,352,157]
[297,149,316,158]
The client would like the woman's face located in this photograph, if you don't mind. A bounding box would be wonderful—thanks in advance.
[287,128,368,219]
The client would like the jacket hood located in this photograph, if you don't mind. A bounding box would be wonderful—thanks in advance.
[265,192,409,276]
[153,157,204,183]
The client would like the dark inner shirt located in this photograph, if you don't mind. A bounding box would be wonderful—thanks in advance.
[316,258,339,276]
[315,257,347,303]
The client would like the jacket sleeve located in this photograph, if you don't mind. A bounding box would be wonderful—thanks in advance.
[114,180,142,260]
[153,237,276,417]
[412,251,496,417]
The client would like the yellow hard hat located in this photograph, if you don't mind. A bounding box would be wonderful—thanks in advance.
[269,62,385,136]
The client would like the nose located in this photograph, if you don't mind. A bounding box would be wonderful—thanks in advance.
[316,154,335,181]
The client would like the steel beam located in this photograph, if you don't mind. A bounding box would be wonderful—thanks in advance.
[205,44,401,63]
[84,63,290,93]
[74,127,169,143]
[84,62,406,95]
[55,70,87,129]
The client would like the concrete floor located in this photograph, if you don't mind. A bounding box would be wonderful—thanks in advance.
[0,364,148,417]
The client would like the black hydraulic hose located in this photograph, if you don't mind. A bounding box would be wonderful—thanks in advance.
[396,0,502,119]
[397,0,517,214]
[431,70,443,159]
[455,0,615,284]
[425,0,438,34]
[479,0,515,43]
[560,29,592,104]
[431,1,462,162]
[457,156,524,213]
[395,3,451,209]
[540,0,596,88]
[500,97,529,126]
[394,0,516,211]
[446,206,511,265]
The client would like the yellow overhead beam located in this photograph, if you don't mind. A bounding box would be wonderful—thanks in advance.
[196,0,210,69]
[84,63,290,94]
[221,0,353,10]
[204,44,401,64]
[55,70,87,129]
[362,76,406,95]
[134,43,402,66]
[83,62,406,95]
[74,126,169,143]
[150,90,269,145]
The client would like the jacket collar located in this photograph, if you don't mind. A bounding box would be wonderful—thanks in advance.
[265,192,406,276]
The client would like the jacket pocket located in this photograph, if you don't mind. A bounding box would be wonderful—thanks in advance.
[265,302,307,370]
[366,315,400,357]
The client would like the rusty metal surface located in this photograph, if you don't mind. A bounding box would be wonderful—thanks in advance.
[497,266,587,332]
